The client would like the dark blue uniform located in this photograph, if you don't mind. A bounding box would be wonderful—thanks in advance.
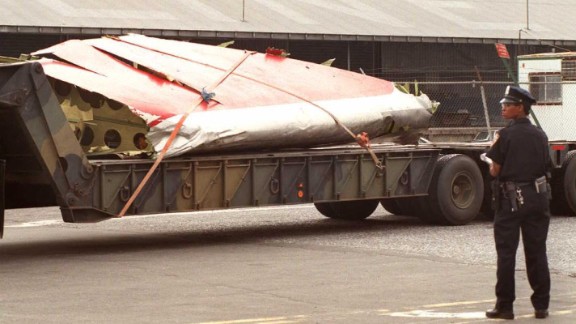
[486,117,551,313]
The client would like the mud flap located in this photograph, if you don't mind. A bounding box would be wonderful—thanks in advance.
[0,159,5,238]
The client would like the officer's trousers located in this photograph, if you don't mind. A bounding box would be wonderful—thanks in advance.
[493,185,550,311]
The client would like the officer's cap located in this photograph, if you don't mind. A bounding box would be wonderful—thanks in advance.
[499,86,536,105]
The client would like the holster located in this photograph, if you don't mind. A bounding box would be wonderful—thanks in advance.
[502,181,519,212]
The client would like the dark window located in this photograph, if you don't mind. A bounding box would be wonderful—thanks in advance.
[529,73,562,104]
[562,59,576,81]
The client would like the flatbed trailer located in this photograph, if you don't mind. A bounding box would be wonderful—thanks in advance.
[1,62,575,238]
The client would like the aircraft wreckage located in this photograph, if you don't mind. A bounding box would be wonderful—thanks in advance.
[29,34,435,158]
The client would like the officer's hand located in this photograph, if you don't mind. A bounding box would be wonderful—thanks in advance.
[480,153,493,165]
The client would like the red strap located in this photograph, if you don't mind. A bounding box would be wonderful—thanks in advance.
[118,51,255,217]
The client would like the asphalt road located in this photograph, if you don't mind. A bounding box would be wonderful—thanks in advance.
[1,205,576,323]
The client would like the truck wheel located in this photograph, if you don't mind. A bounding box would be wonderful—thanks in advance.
[380,199,402,215]
[419,154,484,225]
[382,198,425,217]
[551,150,576,216]
[314,200,379,220]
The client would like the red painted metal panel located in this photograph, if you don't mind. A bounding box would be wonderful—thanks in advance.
[36,35,396,125]
[116,34,395,104]
[39,59,197,125]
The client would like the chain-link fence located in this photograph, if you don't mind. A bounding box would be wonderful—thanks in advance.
[400,81,576,142]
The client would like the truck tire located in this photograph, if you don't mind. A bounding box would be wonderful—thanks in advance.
[551,150,576,216]
[314,200,379,220]
[418,154,484,225]
[380,199,402,215]
[381,198,425,217]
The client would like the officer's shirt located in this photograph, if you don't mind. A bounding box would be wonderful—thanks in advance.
[486,118,550,182]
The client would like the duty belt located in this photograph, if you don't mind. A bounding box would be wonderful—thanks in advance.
[511,181,533,187]
[499,176,548,212]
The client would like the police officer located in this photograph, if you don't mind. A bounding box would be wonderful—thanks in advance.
[484,86,551,320]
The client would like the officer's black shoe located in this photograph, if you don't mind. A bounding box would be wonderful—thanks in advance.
[485,308,514,320]
[534,309,549,319]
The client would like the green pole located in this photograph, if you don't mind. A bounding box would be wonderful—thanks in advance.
[501,58,517,84]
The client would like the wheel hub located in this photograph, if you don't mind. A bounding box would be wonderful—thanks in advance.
[451,172,474,209]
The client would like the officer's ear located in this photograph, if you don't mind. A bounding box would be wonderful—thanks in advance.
[523,104,531,115]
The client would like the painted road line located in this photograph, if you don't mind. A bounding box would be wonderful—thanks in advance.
[554,309,576,315]
[5,220,61,228]
[515,308,576,319]
[195,303,576,324]
[194,315,308,324]
[385,310,486,319]
[424,298,495,308]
